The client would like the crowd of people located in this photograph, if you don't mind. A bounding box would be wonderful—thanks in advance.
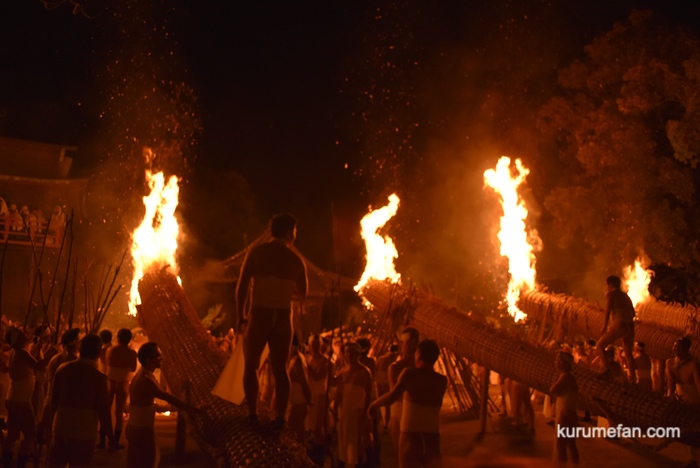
[0,319,202,467]
[232,213,700,468]
[232,214,451,467]
[226,324,445,468]
[0,198,66,245]
[0,210,694,468]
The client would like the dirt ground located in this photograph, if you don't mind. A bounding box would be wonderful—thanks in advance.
[38,383,697,467]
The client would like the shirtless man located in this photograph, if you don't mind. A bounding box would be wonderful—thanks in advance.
[357,337,380,465]
[550,351,579,464]
[334,342,373,468]
[29,325,52,429]
[666,337,700,466]
[47,329,80,384]
[305,334,330,463]
[369,339,447,468]
[2,327,54,467]
[236,213,308,423]
[49,334,115,466]
[633,342,652,391]
[127,342,203,468]
[98,328,113,373]
[375,344,399,428]
[596,275,637,381]
[43,328,80,449]
[510,380,535,434]
[387,327,419,456]
[106,328,138,447]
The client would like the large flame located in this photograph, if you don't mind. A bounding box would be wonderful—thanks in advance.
[484,156,540,322]
[355,193,401,294]
[623,256,653,308]
[128,156,181,316]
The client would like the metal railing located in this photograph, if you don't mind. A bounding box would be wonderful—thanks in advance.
[0,217,64,247]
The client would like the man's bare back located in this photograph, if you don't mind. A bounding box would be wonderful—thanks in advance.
[235,214,308,423]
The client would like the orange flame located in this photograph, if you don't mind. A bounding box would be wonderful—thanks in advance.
[484,156,540,322]
[355,193,401,294]
[623,256,653,308]
[128,151,181,316]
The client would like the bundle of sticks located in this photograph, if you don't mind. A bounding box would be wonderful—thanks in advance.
[361,279,700,441]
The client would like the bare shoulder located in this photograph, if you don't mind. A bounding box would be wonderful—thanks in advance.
[132,372,158,393]
[243,244,263,264]
[389,360,408,373]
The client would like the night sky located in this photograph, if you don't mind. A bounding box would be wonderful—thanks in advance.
[2,1,700,293]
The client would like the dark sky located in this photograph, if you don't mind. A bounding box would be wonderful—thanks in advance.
[2,0,699,275]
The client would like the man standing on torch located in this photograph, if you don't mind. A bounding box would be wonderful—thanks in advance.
[236,213,308,424]
[596,275,637,382]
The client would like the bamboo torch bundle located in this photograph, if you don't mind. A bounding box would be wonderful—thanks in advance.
[138,268,314,467]
[635,300,700,336]
[361,279,700,441]
[519,290,700,363]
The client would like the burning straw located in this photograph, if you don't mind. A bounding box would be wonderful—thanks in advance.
[138,269,313,467]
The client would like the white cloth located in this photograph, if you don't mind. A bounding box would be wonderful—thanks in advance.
[306,378,327,432]
[211,337,268,405]
[338,383,366,465]
[400,400,440,433]
[107,366,133,382]
[129,404,156,428]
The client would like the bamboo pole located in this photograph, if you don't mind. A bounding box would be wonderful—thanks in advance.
[23,214,53,328]
[54,215,75,342]
[42,212,73,328]
[68,258,78,329]
[92,251,127,332]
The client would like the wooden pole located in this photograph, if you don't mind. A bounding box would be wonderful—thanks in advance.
[479,368,490,436]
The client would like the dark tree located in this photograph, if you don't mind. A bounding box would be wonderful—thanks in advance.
[536,10,700,290]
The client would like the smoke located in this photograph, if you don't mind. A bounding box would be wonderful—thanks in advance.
[342,1,574,315]
[341,1,676,314]
[65,0,203,325]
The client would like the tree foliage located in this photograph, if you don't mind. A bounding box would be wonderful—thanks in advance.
[536,10,700,283]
